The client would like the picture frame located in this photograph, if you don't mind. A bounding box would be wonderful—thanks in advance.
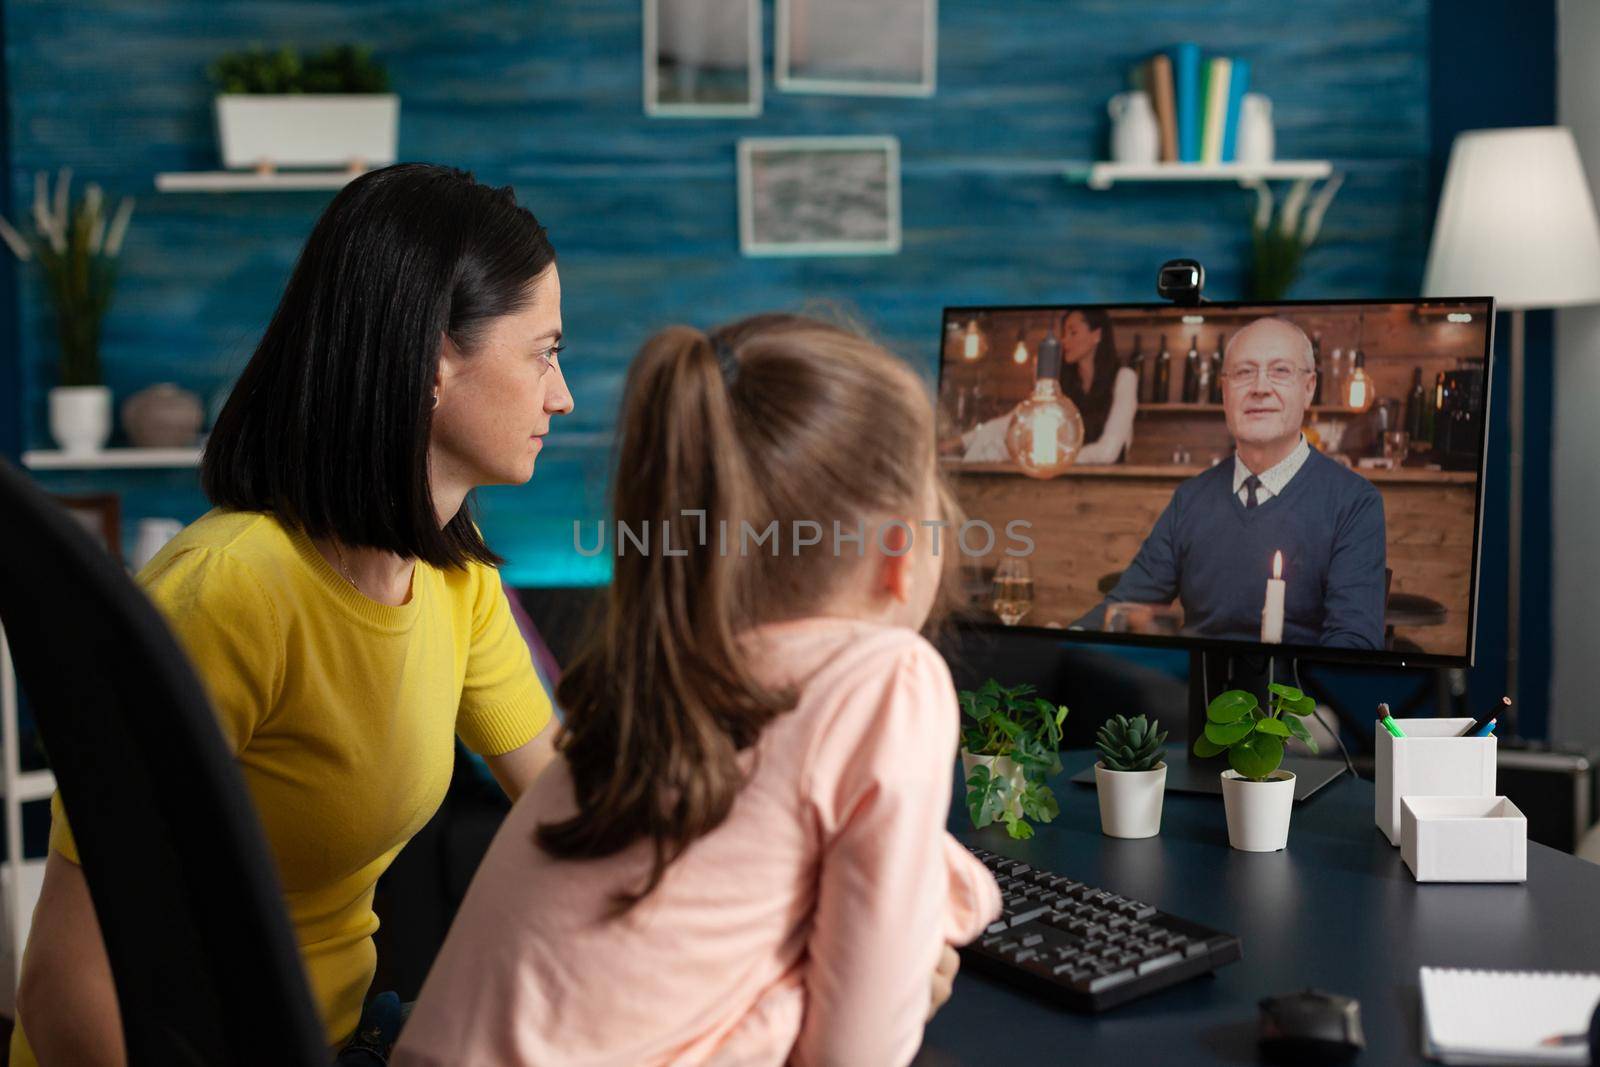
[52,493,121,563]
[775,0,937,97]
[737,136,902,257]
[643,0,762,118]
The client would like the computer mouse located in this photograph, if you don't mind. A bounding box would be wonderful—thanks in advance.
[1258,988,1365,1065]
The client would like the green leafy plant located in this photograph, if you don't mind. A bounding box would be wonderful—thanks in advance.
[210,45,390,94]
[960,680,1069,840]
[1243,174,1344,301]
[1094,714,1167,773]
[0,170,135,387]
[1192,684,1320,781]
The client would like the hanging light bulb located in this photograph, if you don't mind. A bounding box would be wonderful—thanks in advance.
[960,319,988,362]
[1004,328,1083,477]
[1011,329,1029,364]
[1345,348,1375,412]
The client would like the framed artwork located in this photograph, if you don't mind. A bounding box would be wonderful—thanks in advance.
[776,0,937,97]
[52,493,121,563]
[644,0,762,117]
[737,136,902,257]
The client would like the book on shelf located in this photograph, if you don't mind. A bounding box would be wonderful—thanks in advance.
[1171,42,1202,164]
[1201,57,1231,163]
[1148,54,1178,162]
[1221,58,1251,162]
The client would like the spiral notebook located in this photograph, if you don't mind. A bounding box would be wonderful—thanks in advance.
[1421,967,1600,1064]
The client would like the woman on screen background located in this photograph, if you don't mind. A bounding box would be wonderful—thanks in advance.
[950,308,1138,465]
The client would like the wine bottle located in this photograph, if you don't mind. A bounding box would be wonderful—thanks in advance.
[1310,332,1325,405]
[1154,334,1172,403]
[1129,333,1147,400]
[1404,366,1426,440]
[1208,332,1226,404]
[1182,334,1200,404]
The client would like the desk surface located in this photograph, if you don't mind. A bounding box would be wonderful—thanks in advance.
[918,751,1600,1065]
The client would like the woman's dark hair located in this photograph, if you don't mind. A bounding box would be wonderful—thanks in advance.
[541,313,947,912]
[202,163,556,568]
[1058,307,1119,443]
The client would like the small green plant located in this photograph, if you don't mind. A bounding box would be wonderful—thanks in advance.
[1094,714,1167,773]
[1192,684,1320,781]
[960,680,1069,840]
[0,170,134,387]
[210,45,390,95]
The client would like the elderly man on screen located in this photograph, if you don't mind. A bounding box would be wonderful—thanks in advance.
[1074,316,1387,649]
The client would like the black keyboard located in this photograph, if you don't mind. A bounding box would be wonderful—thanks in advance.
[960,845,1242,1012]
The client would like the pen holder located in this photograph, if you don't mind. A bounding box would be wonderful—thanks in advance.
[1374,717,1496,846]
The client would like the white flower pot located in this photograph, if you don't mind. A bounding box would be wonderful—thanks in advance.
[1094,761,1166,839]
[1220,769,1296,852]
[961,750,1027,820]
[215,94,399,170]
[48,385,112,456]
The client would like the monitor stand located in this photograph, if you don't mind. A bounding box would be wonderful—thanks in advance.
[1070,650,1347,802]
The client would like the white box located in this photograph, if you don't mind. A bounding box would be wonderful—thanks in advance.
[1374,717,1496,845]
[1401,795,1527,882]
[215,95,399,170]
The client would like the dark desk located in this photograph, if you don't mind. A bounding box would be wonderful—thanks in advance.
[918,749,1600,1065]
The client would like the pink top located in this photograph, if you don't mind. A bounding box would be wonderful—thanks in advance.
[393,617,1001,1067]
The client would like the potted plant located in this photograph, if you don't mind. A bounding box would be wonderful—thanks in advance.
[959,680,1069,840]
[210,45,397,172]
[1093,714,1168,839]
[0,170,134,456]
[1192,683,1320,851]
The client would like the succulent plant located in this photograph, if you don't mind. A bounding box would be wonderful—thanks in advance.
[1094,714,1168,773]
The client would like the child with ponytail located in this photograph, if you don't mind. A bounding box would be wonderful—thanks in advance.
[395,314,1001,1067]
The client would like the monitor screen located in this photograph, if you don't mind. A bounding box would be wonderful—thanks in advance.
[936,298,1494,666]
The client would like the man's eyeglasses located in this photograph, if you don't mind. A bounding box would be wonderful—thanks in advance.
[1222,364,1313,388]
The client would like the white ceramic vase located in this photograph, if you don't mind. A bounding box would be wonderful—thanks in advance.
[1094,762,1167,839]
[1236,93,1275,165]
[48,385,112,456]
[1220,769,1296,851]
[961,750,1027,821]
[1108,90,1161,165]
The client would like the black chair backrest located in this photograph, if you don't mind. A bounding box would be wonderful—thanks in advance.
[0,460,325,1065]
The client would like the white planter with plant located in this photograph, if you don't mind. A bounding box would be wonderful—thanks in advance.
[1193,684,1320,852]
[0,170,134,456]
[960,680,1069,840]
[1093,714,1168,839]
[211,46,398,171]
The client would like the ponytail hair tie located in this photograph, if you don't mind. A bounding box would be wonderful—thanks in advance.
[712,336,739,385]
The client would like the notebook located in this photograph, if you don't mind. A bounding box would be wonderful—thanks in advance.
[1421,966,1600,1064]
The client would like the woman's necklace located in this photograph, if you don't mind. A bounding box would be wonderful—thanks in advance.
[332,541,360,592]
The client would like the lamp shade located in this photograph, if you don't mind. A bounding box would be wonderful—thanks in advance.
[1423,126,1600,310]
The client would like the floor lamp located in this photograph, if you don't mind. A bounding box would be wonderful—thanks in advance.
[1423,127,1600,735]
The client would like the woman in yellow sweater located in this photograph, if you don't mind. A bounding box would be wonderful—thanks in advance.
[11,163,571,1066]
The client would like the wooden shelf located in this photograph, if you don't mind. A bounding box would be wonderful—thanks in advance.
[1071,160,1333,190]
[22,447,203,470]
[155,170,365,193]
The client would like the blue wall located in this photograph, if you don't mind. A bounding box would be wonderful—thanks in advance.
[7,1,1555,732]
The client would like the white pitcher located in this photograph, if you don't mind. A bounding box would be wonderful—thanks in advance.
[1236,93,1275,164]
[1108,91,1160,164]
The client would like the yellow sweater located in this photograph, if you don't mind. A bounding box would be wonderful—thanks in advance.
[12,509,550,1064]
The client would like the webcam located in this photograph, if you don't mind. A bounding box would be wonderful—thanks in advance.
[1157,258,1205,305]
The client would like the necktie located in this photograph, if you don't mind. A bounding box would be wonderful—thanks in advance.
[1243,475,1262,508]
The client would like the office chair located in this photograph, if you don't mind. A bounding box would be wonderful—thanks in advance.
[0,459,325,1065]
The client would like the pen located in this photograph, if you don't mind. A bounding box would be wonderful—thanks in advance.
[1458,696,1513,737]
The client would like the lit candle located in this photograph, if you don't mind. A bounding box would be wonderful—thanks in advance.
[1261,550,1286,644]
[963,321,981,360]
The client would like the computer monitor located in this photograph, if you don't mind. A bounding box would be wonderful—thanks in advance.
[936,298,1495,797]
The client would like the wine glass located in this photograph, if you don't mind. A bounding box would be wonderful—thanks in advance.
[991,558,1034,626]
